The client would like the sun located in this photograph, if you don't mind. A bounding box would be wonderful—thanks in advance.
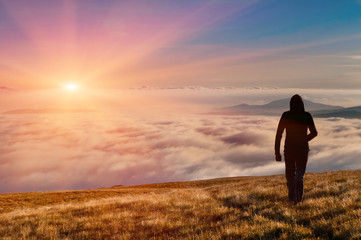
[64,83,79,92]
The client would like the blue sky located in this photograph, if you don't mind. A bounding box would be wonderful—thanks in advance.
[191,1,361,45]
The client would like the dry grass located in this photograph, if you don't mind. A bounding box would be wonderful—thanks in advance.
[0,170,360,239]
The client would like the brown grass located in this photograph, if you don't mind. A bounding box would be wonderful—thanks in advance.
[0,170,360,239]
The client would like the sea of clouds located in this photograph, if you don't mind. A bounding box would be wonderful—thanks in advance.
[1,88,361,193]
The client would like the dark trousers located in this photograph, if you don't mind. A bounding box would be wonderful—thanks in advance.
[284,149,308,203]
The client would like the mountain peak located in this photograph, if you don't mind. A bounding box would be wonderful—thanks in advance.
[263,98,343,112]
[224,98,348,117]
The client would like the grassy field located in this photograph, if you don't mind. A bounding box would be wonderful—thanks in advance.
[0,170,360,239]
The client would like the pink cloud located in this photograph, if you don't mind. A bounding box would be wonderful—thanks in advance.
[1,90,361,193]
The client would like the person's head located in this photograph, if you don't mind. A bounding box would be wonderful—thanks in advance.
[290,94,305,112]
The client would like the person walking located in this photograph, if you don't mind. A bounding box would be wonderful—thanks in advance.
[275,94,318,204]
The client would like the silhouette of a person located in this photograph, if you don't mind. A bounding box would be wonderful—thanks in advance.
[275,94,318,204]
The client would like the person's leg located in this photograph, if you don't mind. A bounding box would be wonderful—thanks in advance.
[294,151,308,203]
[284,152,296,202]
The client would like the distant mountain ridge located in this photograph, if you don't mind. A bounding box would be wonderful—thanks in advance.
[2,108,95,114]
[224,98,361,119]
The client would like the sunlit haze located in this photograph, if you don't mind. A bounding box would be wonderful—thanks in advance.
[64,83,79,92]
[1,1,361,193]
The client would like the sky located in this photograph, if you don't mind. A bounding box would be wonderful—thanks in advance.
[0,0,361,89]
[1,1,361,193]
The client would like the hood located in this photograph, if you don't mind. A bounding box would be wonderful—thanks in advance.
[290,94,305,113]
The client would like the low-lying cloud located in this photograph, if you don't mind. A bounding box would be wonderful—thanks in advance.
[1,88,361,193]
[1,109,360,193]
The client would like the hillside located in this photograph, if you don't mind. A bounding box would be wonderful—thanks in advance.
[2,108,95,114]
[313,106,361,119]
[223,98,361,119]
[0,170,360,239]
[225,98,343,116]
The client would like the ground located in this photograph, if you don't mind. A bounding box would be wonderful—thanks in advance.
[0,170,360,239]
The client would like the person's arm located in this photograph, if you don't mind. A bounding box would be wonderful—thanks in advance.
[307,114,318,141]
[275,113,286,161]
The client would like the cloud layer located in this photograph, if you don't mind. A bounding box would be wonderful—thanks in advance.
[1,106,360,193]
